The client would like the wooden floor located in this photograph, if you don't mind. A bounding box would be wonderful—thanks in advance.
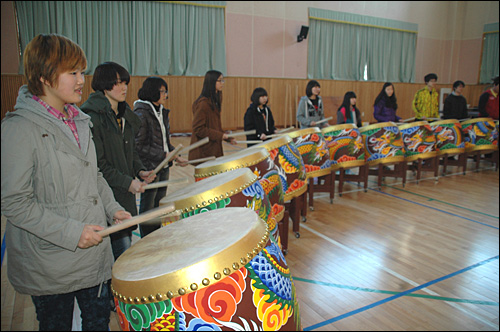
[2,134,499,331]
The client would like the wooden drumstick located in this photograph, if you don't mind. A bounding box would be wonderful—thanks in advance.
[402,117,416,123]
[179,156,216,165]
[143,177,190,190]
[225,130,257,138]
[178,137,209,155]
[235,140,262,144]
[314,116,333,125]
[276,126,295,134]
[97,203,176,237]
[151,144,184,176]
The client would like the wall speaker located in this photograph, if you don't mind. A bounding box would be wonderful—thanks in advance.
[297,25,309,42]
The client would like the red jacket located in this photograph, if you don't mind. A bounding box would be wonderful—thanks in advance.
[478,89,499,120]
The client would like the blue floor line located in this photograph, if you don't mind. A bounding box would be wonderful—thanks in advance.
[303,255,499,331]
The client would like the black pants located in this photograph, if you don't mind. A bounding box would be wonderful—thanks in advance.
[31,281,110,331]
[139,167,169,238]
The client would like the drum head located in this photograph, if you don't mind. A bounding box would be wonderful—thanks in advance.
[112,207,268,303]
[160,168,257,213]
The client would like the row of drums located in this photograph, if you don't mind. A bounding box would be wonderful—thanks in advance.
[110,117,498,331]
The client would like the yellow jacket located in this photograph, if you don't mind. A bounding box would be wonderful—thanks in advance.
[412,87,439,119]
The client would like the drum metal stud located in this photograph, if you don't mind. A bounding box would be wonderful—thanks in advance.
[166,291,174,299]
[223,268,231,275]
[214,272,221,280]
[232,263,239,270]
[178,288,186,295]
[202,278,210,286]
[156,293,163,301]
[190,283,198,291]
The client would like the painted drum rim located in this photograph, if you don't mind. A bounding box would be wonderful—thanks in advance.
[160,168,258,214]
[194,148,269,179]
[398,121,429,130]
[249,134,292,151]
[461,117,496,126]
[430,119,461,127]
[286,127,321,139]
[321,123,358,134]
[359,121,398,133]
[365,155,405,166]
[331,160,365,171]
[111,208,269,304]
[404,151,438,162]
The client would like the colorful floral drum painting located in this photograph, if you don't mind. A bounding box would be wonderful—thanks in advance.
[321,124,365,170]
[159,168,280,251]
[286,128,331,178]
[399,121,438,161]
[430,119,465,156]
[250,135,307,201]
[359,122,405,166]
[461,117,499,152]
[194,147,285,223]
[111,208,301,331]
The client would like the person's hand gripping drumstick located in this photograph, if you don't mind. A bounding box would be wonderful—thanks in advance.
[78,210,132,249]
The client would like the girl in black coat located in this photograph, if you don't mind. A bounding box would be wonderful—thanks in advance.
[243,87,277,147]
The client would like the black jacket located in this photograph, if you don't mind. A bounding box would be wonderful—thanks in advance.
[443,93,468,120]
[243,103,276,147]
[133,100,175,170]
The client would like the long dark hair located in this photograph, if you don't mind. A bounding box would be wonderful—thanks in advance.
[198,70,223,110]
[138,76,167,102]
[338,91,358,122]
[374,82,398,110]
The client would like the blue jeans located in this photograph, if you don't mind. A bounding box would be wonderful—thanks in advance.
[139,168,169,238]
[110,229,132,260]
[31,281,110,331]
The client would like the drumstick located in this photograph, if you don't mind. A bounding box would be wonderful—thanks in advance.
[97,203,175,237]
[235,140,262,144]
[143,177,190,190]
[276,126,295,134]
[225,130,257,138]
[459,118,471,122]
[314,116,333,125]
[402,117,415,123]
[179,156,216,165]
[178,137,209,155]
[151,144,184,176]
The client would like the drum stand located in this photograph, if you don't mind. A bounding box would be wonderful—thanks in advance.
[308,172,335,210]
[410,156,439,183]
[439,152,467,175]
[368,161,407,190]
[337,165,369,196]
[467,149,499,172]
[278,210,290,255]
[284,192,307,239]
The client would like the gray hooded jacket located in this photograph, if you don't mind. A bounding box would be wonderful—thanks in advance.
[1,86,123,296]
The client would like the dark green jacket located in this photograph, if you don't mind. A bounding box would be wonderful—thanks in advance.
[81,91,145,216]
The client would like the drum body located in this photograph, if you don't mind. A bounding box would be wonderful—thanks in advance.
[160,168,279,246]
[461,117,499,152]
[430,119,465,156]
[399,121,438,161]
[287,127,331,178]
[194,147,285,223]
[250,135,307,201]
[111,208,301,331]
[359,122,405,166]
[321,124,365,170]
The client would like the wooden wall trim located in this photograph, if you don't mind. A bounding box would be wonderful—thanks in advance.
[1,74,490,133]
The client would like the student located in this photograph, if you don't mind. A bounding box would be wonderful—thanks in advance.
[188,70,236,163]
[1,34,131,331]
[443,80,468,120]
[373,82,401,123]
[81,62,155,260]
[412,73,439,120]
[337,91,362,127]
[478,76,499,120]
[297,80,329,128]
[243,87,277,147]
[133,76,188,237]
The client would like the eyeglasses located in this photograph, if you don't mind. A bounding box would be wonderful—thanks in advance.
[217,79,225,83]
[159,90,168,95]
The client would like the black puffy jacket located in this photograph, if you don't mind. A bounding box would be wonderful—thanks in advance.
[133,100,175,170]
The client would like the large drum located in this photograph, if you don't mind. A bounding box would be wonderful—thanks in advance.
[359,122,405,166]
[160,168,279,246]
[111,208,301,331]
[321,124,365,170]
[430,119,465,156]
[461,117,499,152]
[250,135,307,201]
[194,147,285,223]
[399,121,438,161]
[286,127,331,178]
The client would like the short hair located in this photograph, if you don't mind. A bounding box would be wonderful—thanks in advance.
[91,62,130,92]
[306,80,321,97]
[493,76,499,86]
[250,87,268,105]
[23,34,87,96]
[138,76,168,102]
[424,73,438,83]
[452,80,465,90]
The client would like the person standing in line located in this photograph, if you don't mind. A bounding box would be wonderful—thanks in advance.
[188,70,236,164]
[1,34,131,331]
[337,91,362,127]
[443,80,469,120]
[133,76,188,237]
[478,76,499,120]
[81,62,155,260]
[297,80,329,128]
[243,87,277,147]
[412,73,439,121]
[373,82,402,123]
